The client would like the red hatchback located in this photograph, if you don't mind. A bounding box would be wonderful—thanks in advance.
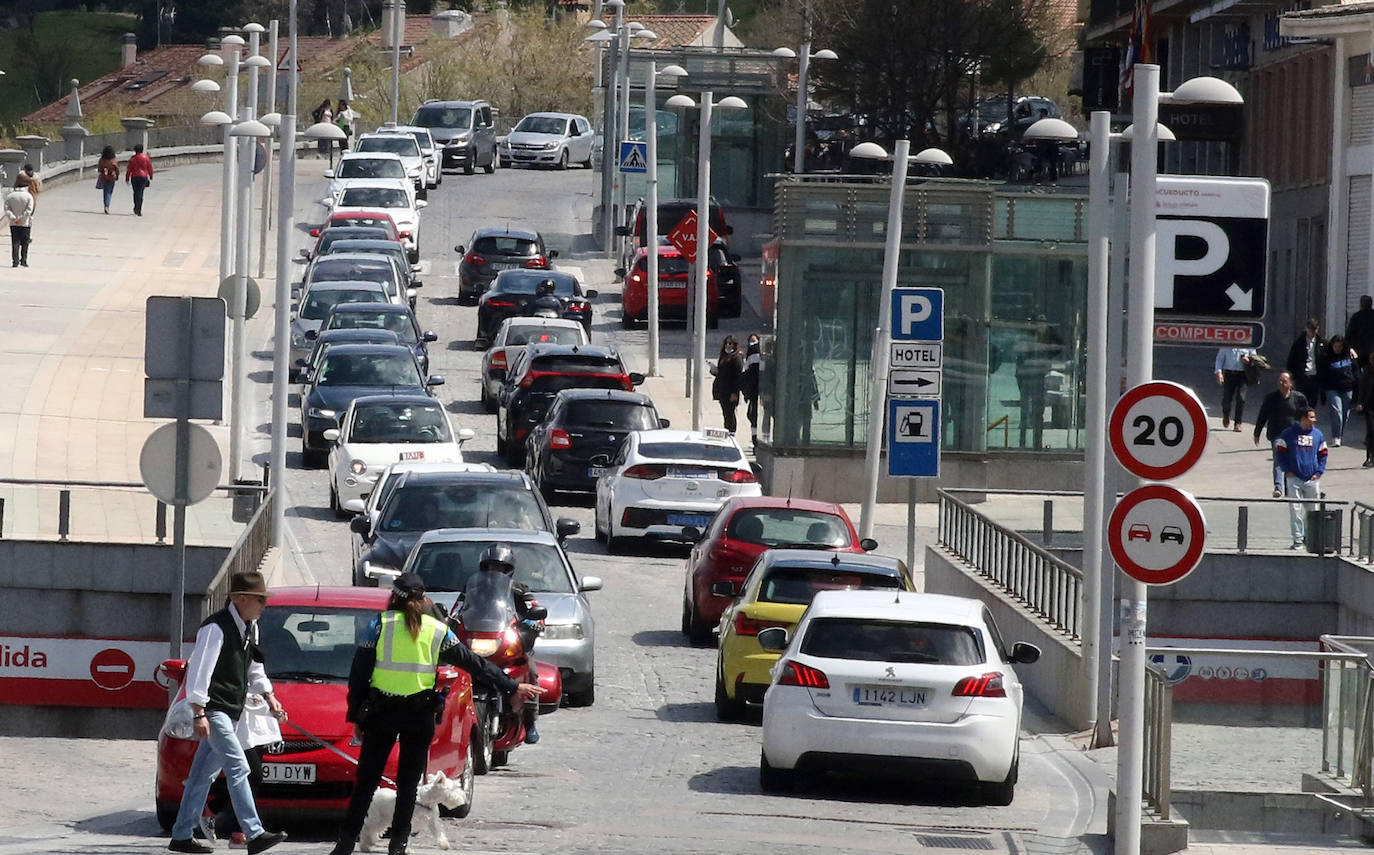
[154,586,479,828]
[619,244,718,328]
[680,497,876,645]
[309,210,402,242]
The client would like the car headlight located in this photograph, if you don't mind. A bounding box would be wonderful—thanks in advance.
[541,142,557,151]
[541,623,584,641]
[349,459,367,475]
[469,637,499,657]
[308,407,337,419]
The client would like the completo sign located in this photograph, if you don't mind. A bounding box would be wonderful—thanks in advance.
[1154,321,1264,347]
[0,636,172,709]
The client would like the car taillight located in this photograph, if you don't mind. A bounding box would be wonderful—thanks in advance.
[778,661,829,689]
[464,252,486,266]
[549,429,572,450]
[719,468,756,483]
[398,230,411,240]
[733,613,784,637]
[489,299,516,308]
[491,350,507,369]
[525,256,549,269]
[952,672,1007,698]
[623,464,665,480]
[629,270,646,285]
[515,427,528,440]
[620,376,634,391]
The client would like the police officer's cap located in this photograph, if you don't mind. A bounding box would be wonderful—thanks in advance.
[393,572,426,599]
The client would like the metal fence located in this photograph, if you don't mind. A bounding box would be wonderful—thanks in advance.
[1353,503,1374,564]
[936,489,1083,638]
[1143,662,1174,819]
[206,488,277,615]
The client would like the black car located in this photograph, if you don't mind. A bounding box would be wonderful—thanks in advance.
[316,303,439,375]
[349,469,580,585]
[298,343,443,466]
[321,239,421,289]
[455,226,558,304]
[303,225,391,260]
[526,389,667,500]
[296,327,401,379]
[475,270,597,347]
[496,344,644,466]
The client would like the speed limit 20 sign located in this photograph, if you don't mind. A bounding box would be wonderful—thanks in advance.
[1108,381,1208,481]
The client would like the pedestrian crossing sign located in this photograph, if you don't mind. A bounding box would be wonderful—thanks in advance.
[618,140,648,174]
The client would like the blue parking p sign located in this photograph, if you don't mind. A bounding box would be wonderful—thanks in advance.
[891,287,944,341]
[887,399,940,477]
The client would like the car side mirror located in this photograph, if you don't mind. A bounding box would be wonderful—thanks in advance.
[416,200,429,209]
[298,248,310,258]
[406,288,417,300]
[682,525,702,541]
[323,428,341,442]
[294,358,308,368]
[304,328,318,341]
[629,372,646,386]
[709,580,735,598]
[585,289,599,299]
[860,537,878,551]
[614,268,626,278]
[343,499,366,514]
[456,428,476,443]
[659,418,670,428]
[423,331,438,342]
[579,575,603,592]
[1010,642,1041,664]
[309,228,321,237]
[454,244,465,254]
[322,168,334,178]
[556,517,581,540]
[614,226,631,237]
[526,605,549,621]
[412,265,423,275]
[427,375,445,386]
[757,627,789,652]
[349,515,371,535]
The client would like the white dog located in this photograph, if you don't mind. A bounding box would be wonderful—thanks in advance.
[358,771,467,852]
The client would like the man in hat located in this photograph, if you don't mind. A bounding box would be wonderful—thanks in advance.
[167,571,288,854]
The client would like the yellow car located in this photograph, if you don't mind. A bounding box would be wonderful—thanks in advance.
[714,549,915,720]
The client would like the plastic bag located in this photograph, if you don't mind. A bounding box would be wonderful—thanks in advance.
[237,693,282,748]
[161,692,195,741]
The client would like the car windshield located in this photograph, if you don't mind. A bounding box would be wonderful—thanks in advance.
[348,401,451,443]
[473,236,539,257]
[413,106,472,130]
[409,132,433,151]
[312,260,394,285]
[358,136,420,157]
[515,116,568,135]
[530,355,621,373]
[801,618,984,665]
[311,336,398,370]
[638,442,742,462]
[379,483,544,532]
[527,375,624,395]
[328,243,406,263]
[564,401,657,431]
[505,325,584,346]
[257,606,378,681]
[638,254,689,277]
[496,276,576,296]
[727,509,851,548]
[316,352,422,386]
[300,288,386,320]
[319,228,388,250]
[759,568,899,606]
[337,159,405,179]
[326,310,418,343]
[409,541,573,593]
[339,187,409,209]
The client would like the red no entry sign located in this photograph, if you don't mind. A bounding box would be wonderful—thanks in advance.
[89,647,137,691]
[1108,484,1207,586]
[1109,381,1208,481]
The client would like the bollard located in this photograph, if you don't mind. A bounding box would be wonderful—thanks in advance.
[156,500,167,544]
[1042,499,1053,546]
[58,489,71,542]
[120,117,155,154]
[0,149,26,186]
[1236,505,1248,553]
[14,135,50,172]
[0,496,5,539]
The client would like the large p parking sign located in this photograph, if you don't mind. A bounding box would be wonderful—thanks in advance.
[1155,176,1269,319]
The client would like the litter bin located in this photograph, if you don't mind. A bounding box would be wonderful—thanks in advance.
[232,478,263,523]
[1305,508,1342,554]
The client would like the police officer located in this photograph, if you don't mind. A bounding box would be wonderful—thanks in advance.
[475,543,543,743]
[330,572,540,855]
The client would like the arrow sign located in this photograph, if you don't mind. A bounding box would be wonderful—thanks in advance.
[1225,283,1252,311]
[888,368,941,398]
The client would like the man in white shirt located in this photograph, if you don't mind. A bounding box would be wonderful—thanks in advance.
[4,181,34,268]
[1214,345,1257,430]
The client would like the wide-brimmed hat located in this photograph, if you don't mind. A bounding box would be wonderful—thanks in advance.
[229,571,271,598]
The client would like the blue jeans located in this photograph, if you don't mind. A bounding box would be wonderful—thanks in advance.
[101,183,113,209]
[1325,389,1353,441]
[171,710,264,841]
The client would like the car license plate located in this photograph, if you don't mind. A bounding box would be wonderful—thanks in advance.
[659,281,687,289]
[852,685,929,707]
[667,513,712,527]
[261,763,317,784]
[587,466,607,478]
[399,450,424,460]
[490,262,518,270]
[669,466,713,479]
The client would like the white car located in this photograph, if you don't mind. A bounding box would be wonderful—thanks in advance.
[593,428,761,551]
[331,179,427,263]
[324,394,475,516]
[378,125,442,189]
[499,112,594,169]
[354,131,427,194]
[322,152,407,206]
[758,590,1040,804]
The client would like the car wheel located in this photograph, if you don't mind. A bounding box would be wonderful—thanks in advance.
[538,477,557,505]
[491,748,510,769]
[464,148,476,175]
[484,149,496,174]
[607,530,627,555]
[329,483,348,520]
[687,601,714,647]
[439,745,475,818]
[620,312,637,329]
[480,384,495,413]
[982,751,1018,806]
[472,703,495,775]
[594,500,608,543]
[759,750,793,793]
[302,440,324,469]
[582,150,594,169]
[715,667,743,721]
[156,798,178,831]
[500,159,512,169]
[557,149,569,170]
[563,671,595,707]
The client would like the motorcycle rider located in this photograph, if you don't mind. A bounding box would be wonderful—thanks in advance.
[530,278,562,320]
[474,543,545,744]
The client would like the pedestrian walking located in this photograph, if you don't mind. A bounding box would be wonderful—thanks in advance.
[1286,318,1324,405]
[1275,408,1328,549]
[1214,345,1256,430]
[1356,352,1374,467]
[710,335,744,434]
[1347,294,1374,361]
[201,688,282,847]
[96,145,120,214]
[1253,371,1309,497]
[336,99,357,152]
[125,143,154,216]
[3,177,35,268]
[313,99,334,157]
[1318,334,1359,446]
[329,572,540,855]
[167,571,287,854]
[741,333,762,444]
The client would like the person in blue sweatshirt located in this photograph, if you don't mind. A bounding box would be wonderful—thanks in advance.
[1275,407,1328,549]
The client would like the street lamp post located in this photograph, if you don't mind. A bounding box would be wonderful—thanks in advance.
[665,91,748,429]
[258,20,279,279]
[271,0,302,548]
[203,38,240,293]
[849,141,953,540]
[643,62,687,377]
[592,0,623,255]
[390,0,402,125]
[771,45,837,174]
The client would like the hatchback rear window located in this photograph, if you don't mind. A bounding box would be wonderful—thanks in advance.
[474,237,540,257]
[801,619,984,666]
[565,401,658,431]
[337,159,405,180]
[637,255,689,277]
[530,355,621,373]
[506,326,584,346]
[496,276,576,296]
[638,442,742,462]
[340,188,409,209]
[528,375,625,394]
[760,569,900,605]
[727,509,851,548]
[301,289,386,320]
[358,136,420,157]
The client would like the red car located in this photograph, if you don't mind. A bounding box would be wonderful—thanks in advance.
[308,210,402,242]
[619,244,718,328]
[154,586,478,828]
[680,497,877,645]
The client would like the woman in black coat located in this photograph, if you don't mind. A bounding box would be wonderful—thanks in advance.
[711,335,744,434]
[740,334,761,442]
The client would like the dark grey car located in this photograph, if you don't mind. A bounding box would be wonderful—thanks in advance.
[410,99,498,175]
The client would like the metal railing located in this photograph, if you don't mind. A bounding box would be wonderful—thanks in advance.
[206,488,277,615]
[1143,662,1174,819]
[1353,503,1374,564]
[936,489,1082,638]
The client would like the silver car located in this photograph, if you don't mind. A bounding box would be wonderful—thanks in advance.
[500,112,594,170]
[378,124,442,189]
[404,528,601,706]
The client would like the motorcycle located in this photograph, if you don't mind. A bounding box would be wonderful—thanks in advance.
[448,570,561,771]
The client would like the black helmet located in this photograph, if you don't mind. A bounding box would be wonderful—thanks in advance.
[479,543,515,574]
[535,278,556,296]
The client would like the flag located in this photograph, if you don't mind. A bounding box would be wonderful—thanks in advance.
[1120,0,1154,101]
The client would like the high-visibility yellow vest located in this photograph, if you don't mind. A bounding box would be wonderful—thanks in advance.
[370,612,444,696]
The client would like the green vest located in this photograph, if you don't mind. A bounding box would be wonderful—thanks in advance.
[370,612,444,696]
